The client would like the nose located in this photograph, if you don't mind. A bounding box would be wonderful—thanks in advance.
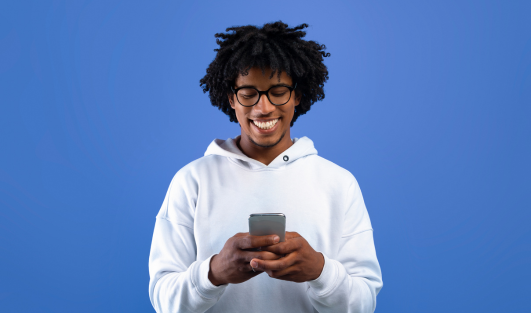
[253,93,276,115]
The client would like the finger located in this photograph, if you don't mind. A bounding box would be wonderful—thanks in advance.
[260,238,302,255]
[285,231,302,240]
[249,261,263,273]
[265,266,298,280]
[250,252,297,271]
[240,251,281,262]
[247,262,264,275]
[236,234,280,250]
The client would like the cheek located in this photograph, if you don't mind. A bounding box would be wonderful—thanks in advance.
[281,106,296,122]
[234,108,250,124]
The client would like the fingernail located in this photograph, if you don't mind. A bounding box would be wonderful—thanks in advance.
[273,236,280,243]
[251,260,258,268]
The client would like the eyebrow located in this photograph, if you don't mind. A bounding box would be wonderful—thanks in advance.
[235,83,291,89]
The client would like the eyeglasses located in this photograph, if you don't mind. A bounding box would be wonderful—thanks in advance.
[231,83,297,107]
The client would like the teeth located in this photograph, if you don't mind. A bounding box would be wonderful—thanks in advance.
[252,119,279,130]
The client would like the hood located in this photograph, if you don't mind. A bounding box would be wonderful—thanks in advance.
[204,136,318,170]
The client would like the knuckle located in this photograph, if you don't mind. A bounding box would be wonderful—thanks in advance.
[230,252,239,263]
[250,237,259,247]
[264,246,276,254]
[244,236,251,247]
[265,252,274,259]
[272,252,282,260]
[235,237,247,249]
[271,247,281,255]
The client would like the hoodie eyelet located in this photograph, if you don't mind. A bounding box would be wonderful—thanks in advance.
[283,155,289,162]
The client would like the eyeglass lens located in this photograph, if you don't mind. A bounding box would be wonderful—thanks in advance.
[236,86,291,106]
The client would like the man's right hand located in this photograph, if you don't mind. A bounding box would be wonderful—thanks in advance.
[208,232,281,286]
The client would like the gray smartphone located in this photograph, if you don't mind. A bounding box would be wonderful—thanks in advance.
[248,213,286,242]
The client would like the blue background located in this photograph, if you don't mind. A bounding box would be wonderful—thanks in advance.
[1,1,530,312]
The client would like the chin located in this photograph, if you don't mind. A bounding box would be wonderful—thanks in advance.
[249,132,285,148]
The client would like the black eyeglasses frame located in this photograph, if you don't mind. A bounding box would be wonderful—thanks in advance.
[230,83,298,107]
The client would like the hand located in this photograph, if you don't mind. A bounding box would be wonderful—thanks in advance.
[208,232,282,286]
[250,232,325,283]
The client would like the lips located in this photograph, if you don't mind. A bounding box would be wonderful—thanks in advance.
[252,118,279,130]
[249,117,281,135]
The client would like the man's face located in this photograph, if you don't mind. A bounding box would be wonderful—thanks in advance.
[229,67,300,148]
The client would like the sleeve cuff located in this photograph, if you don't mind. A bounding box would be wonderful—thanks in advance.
[193,254,228,300]
[307,253,340,297]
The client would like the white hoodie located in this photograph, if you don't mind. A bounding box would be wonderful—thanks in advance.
[148,136,383,313]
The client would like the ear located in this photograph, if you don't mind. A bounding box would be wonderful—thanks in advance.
[294,91,302,107]
[228,93,236,109]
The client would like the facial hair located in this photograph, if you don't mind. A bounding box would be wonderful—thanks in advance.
[248,130,286,148]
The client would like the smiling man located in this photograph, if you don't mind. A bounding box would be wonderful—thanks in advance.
[148,21,383,313]
[229,67,299,165]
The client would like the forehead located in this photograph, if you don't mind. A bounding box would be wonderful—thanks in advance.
[235,67,293,87]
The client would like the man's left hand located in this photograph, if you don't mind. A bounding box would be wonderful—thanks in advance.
[250,231,325,283]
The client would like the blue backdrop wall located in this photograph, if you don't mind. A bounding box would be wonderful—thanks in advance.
[1,1,530,312]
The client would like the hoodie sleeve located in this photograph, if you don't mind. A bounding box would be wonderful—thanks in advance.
[306,178,383,313]
[148,170,227,313]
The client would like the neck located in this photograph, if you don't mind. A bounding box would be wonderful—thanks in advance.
[237,130,294,166]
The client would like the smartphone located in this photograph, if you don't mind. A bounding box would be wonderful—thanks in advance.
[248,213,286,242]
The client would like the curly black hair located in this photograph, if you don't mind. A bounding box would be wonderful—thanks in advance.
[199,21,331,126]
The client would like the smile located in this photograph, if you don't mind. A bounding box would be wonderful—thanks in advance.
[252,118,279,130]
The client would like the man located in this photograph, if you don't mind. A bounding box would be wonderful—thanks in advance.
[148,21,383,313]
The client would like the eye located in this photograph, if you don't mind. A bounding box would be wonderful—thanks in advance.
[269,86,290,97]
[239,89,258,98]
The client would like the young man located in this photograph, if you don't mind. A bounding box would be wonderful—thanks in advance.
[148,21,383,313]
